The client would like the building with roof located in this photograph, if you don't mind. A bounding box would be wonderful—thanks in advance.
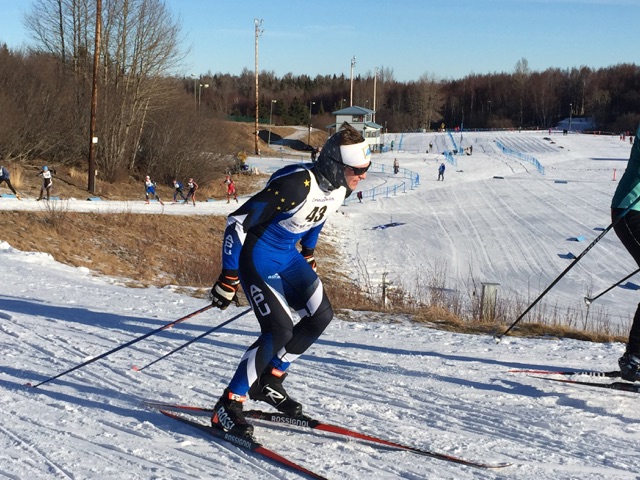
[327,106,384,152]
[556,116,596,132]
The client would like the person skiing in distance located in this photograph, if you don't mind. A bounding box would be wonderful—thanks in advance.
[612,123,640,382]
[0,165,20,199]
[144,175,164,205]
[393,158,400,175]
[208,123,371,438]
[223,175,238,203]
[173,179,187,202]
[184,177,199,206]
[438,162,446,181]
[36,166,54,201]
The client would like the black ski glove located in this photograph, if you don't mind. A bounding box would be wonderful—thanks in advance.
[301,246,317,272]
[210,270,240,310]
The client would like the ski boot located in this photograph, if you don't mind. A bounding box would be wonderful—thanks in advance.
[211,388,254,437]
[619,352,640,382]
[249,368,303,417]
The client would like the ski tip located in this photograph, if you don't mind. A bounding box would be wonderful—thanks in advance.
[489,462,514,469]
[158,409,181,421]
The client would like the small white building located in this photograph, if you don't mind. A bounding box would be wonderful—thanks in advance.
[328,106,384,152]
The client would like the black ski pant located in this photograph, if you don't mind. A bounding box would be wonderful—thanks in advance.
[0,178,18,195]
[613,208,640,353]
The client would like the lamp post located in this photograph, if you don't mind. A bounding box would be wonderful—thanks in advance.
[569,103,573,132]
[198,83,209,108]
[373,67,378,123]
[307,101,315,146]
[341,98,347,109]
[268,100,276,146]
[349,56,356,106]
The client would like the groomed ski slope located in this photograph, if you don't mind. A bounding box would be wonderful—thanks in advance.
[2,130,640,479]
[336,130,635,332]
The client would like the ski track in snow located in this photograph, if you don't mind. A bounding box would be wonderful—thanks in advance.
[3,131,640,479]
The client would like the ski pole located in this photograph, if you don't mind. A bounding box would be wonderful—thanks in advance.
[27,304,213,388]
[495,196,640,343]
[132,307,252,372]
[584,267,640,305]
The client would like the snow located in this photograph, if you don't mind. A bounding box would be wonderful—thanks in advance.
[2,130,640,479]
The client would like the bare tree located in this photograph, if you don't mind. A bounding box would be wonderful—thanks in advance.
[410,73,445,130]
[24,0,185,180]
[530,69,562,128]
[0,47,80,162]
[513,57,530,128]
[25,0,93,74]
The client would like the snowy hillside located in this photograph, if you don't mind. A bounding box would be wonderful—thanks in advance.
[2,130,640,479]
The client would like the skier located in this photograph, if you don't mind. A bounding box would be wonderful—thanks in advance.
[184,178,198,206]
[208,123,371,437]
[223,175,238,203]
[438,162,446,181]
[612,123,640,382]
[393,158,399,175]
[173,179,187,203]
[144,175,164,205]
[0,165,20,199]
[36,166,54,201]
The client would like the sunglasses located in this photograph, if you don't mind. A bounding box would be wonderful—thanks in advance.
[326,156,371,175]
[345,163,371,175]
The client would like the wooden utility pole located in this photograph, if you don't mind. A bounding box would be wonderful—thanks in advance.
[254,19,263,155]
[88,0,102,194]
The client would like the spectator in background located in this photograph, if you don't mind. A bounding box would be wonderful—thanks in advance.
[393,158,400,175]
[438,162,446,181]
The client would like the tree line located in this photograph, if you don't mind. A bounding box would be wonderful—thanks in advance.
[222,59,640,135]
[1,0,639,189]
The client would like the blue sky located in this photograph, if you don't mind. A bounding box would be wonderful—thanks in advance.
[1,0,639,82]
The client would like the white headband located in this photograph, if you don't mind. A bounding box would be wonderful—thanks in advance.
[340,141,371,167]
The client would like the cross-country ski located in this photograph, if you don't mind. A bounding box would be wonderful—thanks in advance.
[146,401,512,469]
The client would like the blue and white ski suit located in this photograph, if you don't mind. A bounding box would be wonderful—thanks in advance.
[222,163,347,395]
